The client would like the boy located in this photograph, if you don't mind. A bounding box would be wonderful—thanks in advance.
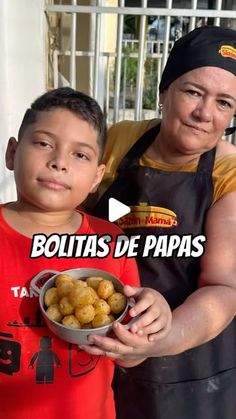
[0,87,171,419]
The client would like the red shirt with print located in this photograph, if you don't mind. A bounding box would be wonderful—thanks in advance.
[0,208,139,419]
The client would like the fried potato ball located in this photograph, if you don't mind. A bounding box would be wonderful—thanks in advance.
[44,287,59,307]
[69,286,98,307]
[75,304,95,324]
[73,279,88,289]
[107,292,127,314]
[86,276,104,290]
[92,313,113,328]
[55,274,74,287]
[59,296,75,316]
[57,280,74,298]
[94,299,111,315]
[44,273,128,330]
[46,304,63,323]
[97,279,115,300]
[62,315,81,329]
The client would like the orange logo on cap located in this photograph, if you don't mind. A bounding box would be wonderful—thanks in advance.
[219,45,236,60]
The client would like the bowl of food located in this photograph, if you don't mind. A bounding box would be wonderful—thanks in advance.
[31,268,134,345]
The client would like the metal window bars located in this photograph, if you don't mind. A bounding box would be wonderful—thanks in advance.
[45,0,236,143]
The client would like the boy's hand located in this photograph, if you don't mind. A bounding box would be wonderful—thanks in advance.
[123,285,172,341]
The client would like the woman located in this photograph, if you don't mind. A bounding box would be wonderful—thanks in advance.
[85,26,236,419]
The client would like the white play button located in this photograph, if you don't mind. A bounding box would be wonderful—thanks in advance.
[108,198,131,222]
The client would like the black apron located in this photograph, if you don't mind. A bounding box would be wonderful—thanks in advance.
[94,124,236,419]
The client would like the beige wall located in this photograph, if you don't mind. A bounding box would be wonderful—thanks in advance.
[0,0,45,202]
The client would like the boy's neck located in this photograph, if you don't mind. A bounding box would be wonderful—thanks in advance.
[3,202,82,237]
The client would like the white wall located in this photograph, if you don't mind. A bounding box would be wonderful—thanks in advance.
[0,0,46,202]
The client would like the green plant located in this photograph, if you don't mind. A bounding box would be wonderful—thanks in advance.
[143,58,158,110]
[111,45,159,110]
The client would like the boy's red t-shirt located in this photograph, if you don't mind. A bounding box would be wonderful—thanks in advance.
[0,208,139,419]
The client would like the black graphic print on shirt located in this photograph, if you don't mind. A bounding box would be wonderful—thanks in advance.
[0,331,21,376]
[28,336,61,384]
[68,344,100,378]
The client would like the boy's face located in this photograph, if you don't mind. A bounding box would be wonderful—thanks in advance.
[6,108,105,212]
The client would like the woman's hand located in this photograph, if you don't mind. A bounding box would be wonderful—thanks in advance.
[79,285,172,366]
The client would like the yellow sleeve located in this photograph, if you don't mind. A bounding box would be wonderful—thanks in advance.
[213,153,236,204]
[98,119,153,199]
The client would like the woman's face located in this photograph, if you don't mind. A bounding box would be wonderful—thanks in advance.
[160,66,236,156]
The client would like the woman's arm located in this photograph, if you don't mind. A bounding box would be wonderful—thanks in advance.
[150,190,236,356]
[80,191,236,362]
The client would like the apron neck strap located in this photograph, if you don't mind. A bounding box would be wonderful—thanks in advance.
[196,147,216,175]
[118,124,161,172]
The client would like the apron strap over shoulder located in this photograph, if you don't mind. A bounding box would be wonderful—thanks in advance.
[118,124,161,172]
[196,147,216,176]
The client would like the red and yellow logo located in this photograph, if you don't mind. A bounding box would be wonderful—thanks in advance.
[116,204,178,229]
[219,45,236,60]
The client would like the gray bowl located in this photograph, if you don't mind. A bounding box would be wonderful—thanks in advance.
[31,268,133,345]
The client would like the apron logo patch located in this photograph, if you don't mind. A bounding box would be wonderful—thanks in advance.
[116,205,178,229]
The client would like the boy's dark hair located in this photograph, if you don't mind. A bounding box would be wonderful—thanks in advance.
[18,87,107,161]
